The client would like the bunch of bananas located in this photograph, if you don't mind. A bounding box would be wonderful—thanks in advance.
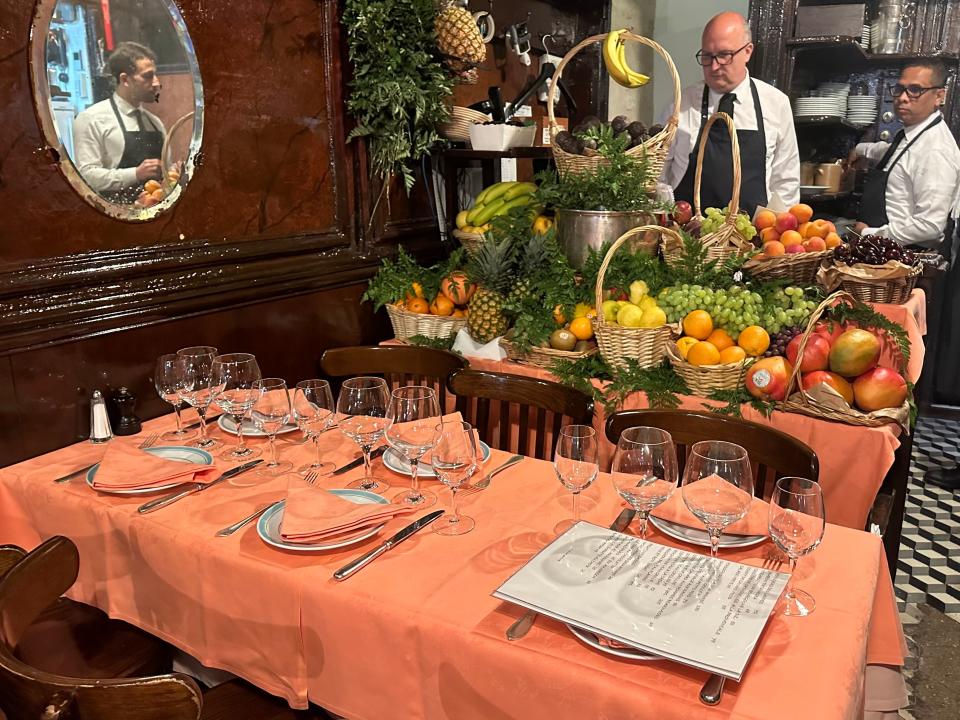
[455,181,537,234]
[603,29,650,89]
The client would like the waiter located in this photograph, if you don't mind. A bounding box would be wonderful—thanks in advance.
[73,42,166,203]
[659,12,800,215]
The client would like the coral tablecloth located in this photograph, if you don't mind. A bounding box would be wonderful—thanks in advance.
[0,415,906,718]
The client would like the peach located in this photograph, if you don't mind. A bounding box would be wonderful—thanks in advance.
[797,221,812,238]
[786,334,830,372]
[775,212,799,233]
[823,220,837,235]
[755,209,777,230]
[804,237,827,252]
[745,356,794,401]
[785,243,805,254]
[853,367,908,412]
[780,230,803,247]
[824,232,842,249]
[789,203,814,224]
[763,240,786,257]
[759,227,781,244]
[802,370,854,405]
[806,219,829,239]
[752,252,768,261]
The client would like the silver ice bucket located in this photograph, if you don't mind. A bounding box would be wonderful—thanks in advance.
[555,209,655,269]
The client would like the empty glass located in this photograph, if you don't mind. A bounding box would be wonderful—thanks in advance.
[610,426,678,538]
[769,477,825,617]
[337,377,390,493]
[251,378,293,477]
[554,425,599,534]
[386,386,440,508]
[153,354,197,442]
[212,353,262,461]
[174,345,220,449]
[292,379,336,476]
[680,441,754,558]
[431,421,479,536]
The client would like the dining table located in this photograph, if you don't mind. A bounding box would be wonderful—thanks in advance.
[0,411,907,719]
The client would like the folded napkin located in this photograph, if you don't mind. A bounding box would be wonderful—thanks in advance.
[387,411,464,468]
[279,483,416,543]
[650,474,768,537]
[91,442,220,490]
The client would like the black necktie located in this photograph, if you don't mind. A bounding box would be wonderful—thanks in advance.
[134,109,144,132]
[878,129,906,170]
[718,92,736,121]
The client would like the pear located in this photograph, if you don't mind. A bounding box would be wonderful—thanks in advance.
[601,300,623,322]
[638,296,658,311]
[616,303,645,328]
[639,306,667,328]
[629,280,650,305]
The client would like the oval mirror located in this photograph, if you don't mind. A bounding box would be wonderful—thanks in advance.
[30,0,204,221]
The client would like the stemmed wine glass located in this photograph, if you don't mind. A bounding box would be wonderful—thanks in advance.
[610,426,679,538]
[292,379,336,476]
[554,425,599,534]
[251,378,293,477]
[153,354,197,442]
[212,353,262,461]
[385,386,441,508]
[769,477,825,616]
[431,421,479,535]
[680,440,754,558]
[174,346,220,449]
[337,377,390,493]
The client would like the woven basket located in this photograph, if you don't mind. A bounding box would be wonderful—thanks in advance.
[744,249,833,285]
[500,338,598,369]
[452,229,484,258]
[662,113,755,265]
[546,32,680,189]
[593,226,678,370]
[439,106,489,143]
[837,264,921,305]
[385,304,466,342]
[665,343,752,397]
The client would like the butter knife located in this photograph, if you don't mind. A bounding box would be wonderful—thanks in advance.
[333,509,444,581]
[506,508,637,641]
[137,459,263,514]
[331,446,387,476]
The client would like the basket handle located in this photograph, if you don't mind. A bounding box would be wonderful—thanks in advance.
[693,111,741,226]
[161,111,195,175]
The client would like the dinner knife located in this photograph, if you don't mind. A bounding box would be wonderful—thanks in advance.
[52,462,98,484]
[506,508,637,641]
[181,413,223,431]
[333,509,444,581]
[331,446,387,476]
[136,458,263,514]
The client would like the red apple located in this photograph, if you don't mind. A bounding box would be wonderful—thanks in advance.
[786,334,830,372]
[775,212,799,233]
[853,367,908,411]
[813,320,844,347]
[673,200,693,226]
[745,356,794,401]
[802,370,854,405]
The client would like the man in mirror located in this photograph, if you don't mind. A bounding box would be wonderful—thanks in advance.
[72,41,166,203]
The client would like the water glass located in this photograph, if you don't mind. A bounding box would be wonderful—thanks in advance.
[292,379,336,476]
[386,386,441,508]
[153,354,197,442]
[212,353,262,461]
[174,345,220,449]
[252,378,293,477]
[610,426,678,538]
[337,377,390,493]
[554,425,599,534]
[769,477,825,617]
[431,421,479,536]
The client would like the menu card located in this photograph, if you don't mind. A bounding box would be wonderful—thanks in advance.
[493,522,789,680]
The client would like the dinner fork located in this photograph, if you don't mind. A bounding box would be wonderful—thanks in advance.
[466,454,523,493]
[53,432,159,484]
[215,470,319,537]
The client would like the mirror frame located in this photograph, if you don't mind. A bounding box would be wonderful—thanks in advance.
[29,0,205,222]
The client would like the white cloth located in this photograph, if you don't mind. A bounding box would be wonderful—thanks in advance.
[855,110,960,249]
[658,72,801,207]
[71,93,166,193]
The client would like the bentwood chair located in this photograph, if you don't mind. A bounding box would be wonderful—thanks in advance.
[605,409,819,499]
[447,369,595,460]
[0,537,326,720]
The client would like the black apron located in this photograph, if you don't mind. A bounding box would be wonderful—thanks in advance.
[674,79,768,216]
[107,96,164,204]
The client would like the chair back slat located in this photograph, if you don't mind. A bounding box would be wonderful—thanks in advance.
[518,407,531,457]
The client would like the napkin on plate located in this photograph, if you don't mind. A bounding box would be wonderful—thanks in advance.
[279,482,416,543]
[91,442,219,490]
[650,474,768,537]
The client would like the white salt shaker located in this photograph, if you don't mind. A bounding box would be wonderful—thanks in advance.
[89,390,113,444]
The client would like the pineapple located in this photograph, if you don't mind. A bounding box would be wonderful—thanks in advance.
[467,237,517,343]
[508,232,551,306]
[436,1,486,66]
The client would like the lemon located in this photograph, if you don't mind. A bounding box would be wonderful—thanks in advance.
[639,306,667,328]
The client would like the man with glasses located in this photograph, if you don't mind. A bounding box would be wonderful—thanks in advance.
[73,42,167,203]
[659,12,799,214]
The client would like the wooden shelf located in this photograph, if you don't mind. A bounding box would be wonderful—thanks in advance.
[441,147,553,160]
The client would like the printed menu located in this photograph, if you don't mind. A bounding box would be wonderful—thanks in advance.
[493,521,789,680]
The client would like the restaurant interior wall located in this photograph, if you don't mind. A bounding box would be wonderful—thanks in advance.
[607,0,656,124]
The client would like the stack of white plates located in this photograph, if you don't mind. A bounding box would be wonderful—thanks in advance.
[794,96,847,119]
[861,24,871,49]
[846,95,878,126]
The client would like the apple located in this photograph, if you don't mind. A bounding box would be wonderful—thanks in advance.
[673,200,693,226]
[802,370,854,405]
[853,367,908,411]
[745,356,794,401]
[786,334,830,372]
[775,212,799,234]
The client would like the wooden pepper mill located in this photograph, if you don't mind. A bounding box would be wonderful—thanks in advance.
[111,387,142,436]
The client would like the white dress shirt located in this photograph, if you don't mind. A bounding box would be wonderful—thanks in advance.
[658,72,801,207]
[71,93,166,193]
[856,111,960,248]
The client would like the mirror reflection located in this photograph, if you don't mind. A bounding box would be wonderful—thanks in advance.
[40,0,203,214]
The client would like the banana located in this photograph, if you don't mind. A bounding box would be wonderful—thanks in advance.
[472,196,508,226]
[479,181,518,206]
[475,181,509,206]
[603,30,632,88]
[501,182,537,201]
[466,203,486,226]
[618,39,650,87]
[455,210,470,229]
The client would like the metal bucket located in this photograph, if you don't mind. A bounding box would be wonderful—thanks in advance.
[555,209,655,268]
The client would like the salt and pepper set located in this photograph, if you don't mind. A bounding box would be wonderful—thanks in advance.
[88,386,142,443]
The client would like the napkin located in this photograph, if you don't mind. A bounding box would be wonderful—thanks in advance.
[279,483,416,543]
[386,411,465,469]
[91,442,220,490]
[451,328,506,360]
[650,474,768,537]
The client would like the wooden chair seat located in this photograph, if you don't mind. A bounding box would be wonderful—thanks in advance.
[200,680,328,720]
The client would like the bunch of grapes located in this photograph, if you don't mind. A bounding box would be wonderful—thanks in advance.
[764,326,803,358]
[658,284,818,337]
[834,234,917,266]
[700,207,758,241]
[759,286,819,335]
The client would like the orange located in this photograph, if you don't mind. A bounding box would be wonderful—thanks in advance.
[737,325,771,357]
[405,281,425,302]
[429,295,454,316]
[754,209,777,230]
[687,341,721,366]
[824,232,842,249]
[719,346,747,364]
[706,328,735,351]
[682,310,713,340]
[451,308,466,318]
[780,230,803,247]
[406,297,429,314]
[789,203,814,224]
[569,317,594,341]
[676,336,699,359]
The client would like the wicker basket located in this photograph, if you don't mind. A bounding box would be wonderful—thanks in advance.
[837,264,922,305]
[593,226,677,370]
[385,304,466,342]
[546,32,680,189]
[665,343,752,397]
[439,106,490,143]
[500,338,598,369]
[744,249,833,285]
[661,113,755,265]
[452,229,484,258]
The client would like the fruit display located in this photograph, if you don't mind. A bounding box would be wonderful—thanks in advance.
[135,167,181,208]
[680,207,756,242]
[752,205,842,259]
[745,356,794,401]
[603,29,650,89]
[658,284,817,336]
[674,310,768,367]
[833,235,918,266]
[456,181,538,234]
[553,116,663,156]
[599,281,668,329]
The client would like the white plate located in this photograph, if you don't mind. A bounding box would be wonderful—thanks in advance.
[566,624,659,661]
[648,515,767,549]
[86,446,214,495]
[218,414,299,437]
[382,441,492,478]
[256,489,389,551]
[799,185,831,192]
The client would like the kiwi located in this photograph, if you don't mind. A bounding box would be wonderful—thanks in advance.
[549,329,577,352]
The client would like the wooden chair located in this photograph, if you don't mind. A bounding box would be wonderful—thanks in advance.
[0,536,327,720]
[320,345,467,410]
[605,409,819,499]
[447,369,595,460]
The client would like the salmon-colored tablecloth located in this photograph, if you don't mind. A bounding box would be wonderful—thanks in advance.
[0,414,906,718]
[874,289,926,383]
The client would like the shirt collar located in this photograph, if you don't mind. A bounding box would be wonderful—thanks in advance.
[903,110,941,141]
[707,71,751,105]
[113,92,140,116]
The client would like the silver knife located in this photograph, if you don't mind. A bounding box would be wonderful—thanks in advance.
[333,509,444,581]
[136,459,263,514]
[506,508,637,641]
[331,446,387,476]
[53,462,98,484]
[181,413,223,431]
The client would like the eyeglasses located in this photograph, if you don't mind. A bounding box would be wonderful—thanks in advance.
[695,42,751,67]
[889,83,944,99]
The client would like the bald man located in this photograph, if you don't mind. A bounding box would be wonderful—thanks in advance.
[659,12,800,214]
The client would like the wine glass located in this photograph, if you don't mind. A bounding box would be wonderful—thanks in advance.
[553,425,599,534]
[212,353,262,461]
[769,477,825,617]
[174,345,220,449]
[337,377,390,493]
[680,441,754,558]
[385,386,441,508]
[431,421,479,536]
[153,354,197,442]
[292,379,336,476]
[251,378,293,477]
[610,426,678,538]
